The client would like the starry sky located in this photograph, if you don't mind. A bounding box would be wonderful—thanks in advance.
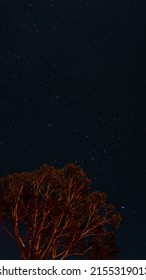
[0,0,146,260]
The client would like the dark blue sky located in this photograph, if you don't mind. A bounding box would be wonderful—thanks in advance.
[0,0,146,259]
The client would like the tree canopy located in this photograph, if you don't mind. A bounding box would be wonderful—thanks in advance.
[0,163,121,259]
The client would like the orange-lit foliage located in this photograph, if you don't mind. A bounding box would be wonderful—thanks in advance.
[0,163,121,259]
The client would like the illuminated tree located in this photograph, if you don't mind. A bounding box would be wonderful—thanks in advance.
[0,163,121,259]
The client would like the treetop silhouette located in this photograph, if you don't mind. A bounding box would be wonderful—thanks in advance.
[0,163,121,259]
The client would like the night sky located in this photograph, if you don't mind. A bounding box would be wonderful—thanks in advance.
[0,0,146,260]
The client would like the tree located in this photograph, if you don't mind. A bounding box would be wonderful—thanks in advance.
[0,163,121,259]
